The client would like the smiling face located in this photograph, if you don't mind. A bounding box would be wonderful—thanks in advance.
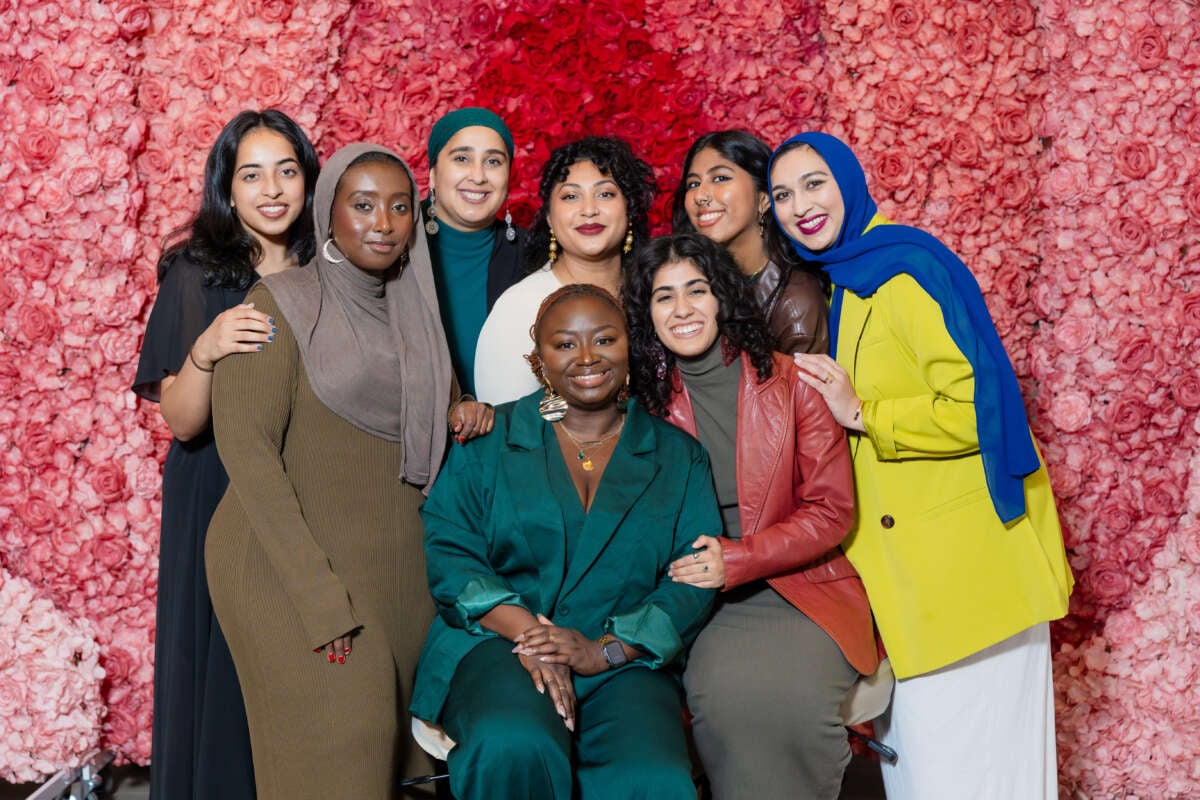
[769,145,846,253]
[547,160,628,262]
[649,259,721,359]
[329,160,415,273]
[430,125,510,232]
[230,127,306,248]
[535,294,629,412]
[684,146,769,251]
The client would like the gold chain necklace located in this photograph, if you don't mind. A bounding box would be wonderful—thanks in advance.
[556,417,625,471]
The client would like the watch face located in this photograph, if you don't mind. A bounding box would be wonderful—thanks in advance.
[603,639,627,667]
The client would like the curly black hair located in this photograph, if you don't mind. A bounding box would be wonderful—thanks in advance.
[623,232,776,417]
[158,109,320,289]
[524,136,657,274]
[670,130,829,300]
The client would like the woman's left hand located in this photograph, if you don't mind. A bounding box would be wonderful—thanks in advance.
[448,400,494,443]
[668,535,726,589]
[793,353,866,432]
[513,614,608,676]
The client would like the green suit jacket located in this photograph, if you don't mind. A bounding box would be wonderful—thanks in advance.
[411,394,721,722]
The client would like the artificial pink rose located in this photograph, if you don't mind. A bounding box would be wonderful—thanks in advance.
[994,103,1034,145]
[1086,559,1133,606]
[185,47,223,90]
[98,328,139,365]
[1097,499,1136,535]
[66,165,104,198]
[1143,478,1182,518]
[947,198,984,237]
[17,302,57,346]
[248,65,288,108]
[1110,216,1150,255]
[19,55,60,101]
[18,126,60,167]
[990,171,1034,209]
[1105,395,1146,434]
[993,262,1030,307]
[137,75,169,114]
[248,0,294,22]
[16,242,56,282]
[1115,141,1157,181]
[942,124,983,168]
[875,81,916,124]
[1183,178,1200,219]
[1132,26,1167,70]
[115,1,151,37]
[885,0,922,38]
[1048,390,1092,432]
[784,82,821,122]
[995,0,1036,36]
[17,494,57,533]
[874,151,913,192]
[88,463,129,504]
[92,533,130,570]
[1052,313,1095,354]
[1114,329,1154,371]
[1171,374,1200,410]
[954,20,990,64]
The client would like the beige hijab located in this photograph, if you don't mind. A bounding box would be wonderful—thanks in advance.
[263,143,452,492]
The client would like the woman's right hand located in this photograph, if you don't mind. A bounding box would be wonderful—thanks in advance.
[190,302,276,370]
[314,630,357,665]
[517,652,576,731]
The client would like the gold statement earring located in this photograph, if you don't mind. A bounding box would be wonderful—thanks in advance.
[538,368,568,422]
[623,223,634,254]
[425,189,440,235]
[548,229,558,264]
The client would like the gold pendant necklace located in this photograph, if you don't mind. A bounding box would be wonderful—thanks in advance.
[557,418,625,471]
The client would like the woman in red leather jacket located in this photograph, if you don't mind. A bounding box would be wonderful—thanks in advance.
[624,232,877,800]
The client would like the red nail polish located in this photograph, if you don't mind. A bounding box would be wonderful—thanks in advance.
[456,435,466,445]
[344,647,351,655]
[337,655,345,664]
[328,652,335,662]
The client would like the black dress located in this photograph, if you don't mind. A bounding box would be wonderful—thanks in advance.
[133,255,256,800]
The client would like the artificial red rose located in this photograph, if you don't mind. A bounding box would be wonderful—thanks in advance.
[995,0,1036,37]
[875,81,915,124]
[114,1,151,38]
[585,2,629,40]
[17,302,57,346]
[954,20,990,64]
[667,83,705,116]
[994,103,1033,144]
[1109,216,1150,255]
[990,171,1034,209]
[885,0,922,37]
[1105,395,1146,434]
[1115,141,1156,181]
[791,3,820,36]
[18,126,60,167]
[462,0,499,39]
[19,55,60,101]
[1171,374,1200,410]
[873,152,913,192]
[17,494,57,533]
[1132,26,1167,70]
[942,124,983,168]
[1085,558,1132,606]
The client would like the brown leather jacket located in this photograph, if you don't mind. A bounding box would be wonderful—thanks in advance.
[664,352,878,675]
[751,261,830,355]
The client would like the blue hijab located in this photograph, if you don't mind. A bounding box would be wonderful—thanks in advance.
[768,132,1038,524]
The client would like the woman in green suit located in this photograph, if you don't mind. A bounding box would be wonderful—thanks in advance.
[411,284,720,800]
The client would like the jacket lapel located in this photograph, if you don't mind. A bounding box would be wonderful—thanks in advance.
[559,403,659,597]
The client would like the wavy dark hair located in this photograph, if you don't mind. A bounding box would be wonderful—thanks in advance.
[524,136,657,274]
[623,232,776,417]
[670,130,829,298]
[158,109,320,289]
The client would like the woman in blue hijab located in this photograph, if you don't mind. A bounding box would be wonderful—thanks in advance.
[769,132,1073,799]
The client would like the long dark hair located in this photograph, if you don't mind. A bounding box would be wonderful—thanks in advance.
[670,130,829,298]
[158,109,320,289]
[525,136,657,274]
[624,232,776,417]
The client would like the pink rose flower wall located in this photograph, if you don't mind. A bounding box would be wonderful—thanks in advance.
[0,0,1195,794]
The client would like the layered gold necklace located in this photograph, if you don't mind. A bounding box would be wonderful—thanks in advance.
[556,418,625,471]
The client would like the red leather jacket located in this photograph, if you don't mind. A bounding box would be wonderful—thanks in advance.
[664,352,878,675]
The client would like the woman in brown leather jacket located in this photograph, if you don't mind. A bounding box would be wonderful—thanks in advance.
[672,130,830,354]
[624,232,877,800]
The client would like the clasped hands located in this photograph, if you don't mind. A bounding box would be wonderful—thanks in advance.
[511,614,609,732]
[448,396,494,443]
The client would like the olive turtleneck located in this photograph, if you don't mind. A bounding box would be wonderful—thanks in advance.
[677,341,742,539]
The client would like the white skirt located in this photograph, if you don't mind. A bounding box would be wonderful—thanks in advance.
[877,622,1057,800]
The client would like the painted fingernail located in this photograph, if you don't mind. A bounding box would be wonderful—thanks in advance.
[267,317,274,325]
[267,335,275,342]
[456,436,466,445]
[328,652,335,663]
[344,647,351,655]
[271,326,278,334]
[337,655,345,664]
[256,344,263,351]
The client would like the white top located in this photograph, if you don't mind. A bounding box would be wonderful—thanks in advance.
[473,263,563,405]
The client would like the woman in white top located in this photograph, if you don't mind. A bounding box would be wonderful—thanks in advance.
[473,136,656,405]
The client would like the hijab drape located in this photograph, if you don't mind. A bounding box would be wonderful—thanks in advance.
[264,143,452,492]
[769,132,1039,524]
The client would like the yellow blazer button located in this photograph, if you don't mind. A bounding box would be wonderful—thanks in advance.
[880,514,895,529]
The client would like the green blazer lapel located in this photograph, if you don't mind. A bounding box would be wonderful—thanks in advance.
[837,290,872,459]
[501,396,569,604]
[559,403,659,597]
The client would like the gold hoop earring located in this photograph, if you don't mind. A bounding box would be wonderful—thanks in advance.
[548,229,558,264]
[323,238,346,264]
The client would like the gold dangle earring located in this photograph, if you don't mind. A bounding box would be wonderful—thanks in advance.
[548,229,558,264]
[425,189,440,235]
[622,222,634,254]
[538,368,568,422]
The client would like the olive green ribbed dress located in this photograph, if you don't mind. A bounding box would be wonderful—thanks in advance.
[206,285,436,799]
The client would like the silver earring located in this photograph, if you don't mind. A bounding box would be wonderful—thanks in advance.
[425,189,440,235]
[504,207,516,242]
[322,238,346,264]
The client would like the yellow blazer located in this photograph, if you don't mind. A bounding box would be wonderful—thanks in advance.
[837,273,1073,678]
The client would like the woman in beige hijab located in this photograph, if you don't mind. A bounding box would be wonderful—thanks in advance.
[206,143,490,798]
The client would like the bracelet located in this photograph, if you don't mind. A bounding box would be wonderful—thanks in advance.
[189,348,215,373]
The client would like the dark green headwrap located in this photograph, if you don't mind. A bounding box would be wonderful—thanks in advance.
[427,107,514,164]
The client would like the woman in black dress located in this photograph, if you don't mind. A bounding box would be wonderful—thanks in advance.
[132,109,319,799]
